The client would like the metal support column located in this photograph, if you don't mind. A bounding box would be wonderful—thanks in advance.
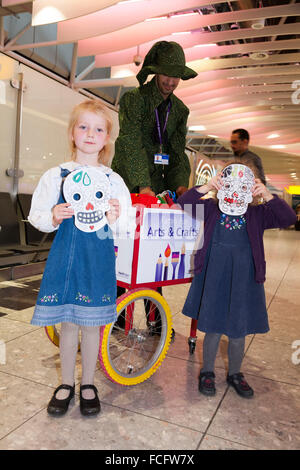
[6,72,25,210]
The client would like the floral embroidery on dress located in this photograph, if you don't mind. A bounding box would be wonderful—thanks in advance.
[76,293,92,303]
[40,294,58,303]
[220,213,246,230]
[101,294,111,303]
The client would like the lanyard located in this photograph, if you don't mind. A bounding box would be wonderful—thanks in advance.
[155,102,171,151]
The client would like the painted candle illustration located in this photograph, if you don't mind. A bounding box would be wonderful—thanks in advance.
[178,243,186,279]
[171,252,180,280]
[155,254,163,282]
[163,244,171,281]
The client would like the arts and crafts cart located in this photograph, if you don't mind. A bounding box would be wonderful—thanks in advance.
[99,195,202,386]
[45,195,202,386]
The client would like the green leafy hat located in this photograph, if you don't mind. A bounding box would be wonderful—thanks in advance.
[136,41,197,85]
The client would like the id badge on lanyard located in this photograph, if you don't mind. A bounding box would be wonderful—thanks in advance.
[154,152,169,165]
[154,103,171,171]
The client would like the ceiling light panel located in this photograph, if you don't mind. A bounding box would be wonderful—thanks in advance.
[32,0,120,26]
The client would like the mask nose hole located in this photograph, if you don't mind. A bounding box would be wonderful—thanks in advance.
[86,202,94,210]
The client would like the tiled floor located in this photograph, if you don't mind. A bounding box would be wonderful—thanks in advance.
[0,229,299,450]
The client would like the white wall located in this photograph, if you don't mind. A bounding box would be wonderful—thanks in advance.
[0,53,119,194]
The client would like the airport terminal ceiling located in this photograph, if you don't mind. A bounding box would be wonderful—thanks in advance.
[0,0,299,190]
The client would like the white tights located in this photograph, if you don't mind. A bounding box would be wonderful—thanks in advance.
[56,322,100,400]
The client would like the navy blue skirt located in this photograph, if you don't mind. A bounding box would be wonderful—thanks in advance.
[182,213,269,338]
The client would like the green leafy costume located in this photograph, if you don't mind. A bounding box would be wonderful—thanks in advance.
[112,41,197,195]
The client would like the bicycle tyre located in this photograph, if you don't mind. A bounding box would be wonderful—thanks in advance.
[45,325,60,347]
[44,324,80,351]
[99,288,173,386]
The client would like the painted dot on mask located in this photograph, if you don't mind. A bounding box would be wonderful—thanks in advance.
[83,172,91,186]
[73,171,83,183]
[96,191,103,199]
[73,193,81,201]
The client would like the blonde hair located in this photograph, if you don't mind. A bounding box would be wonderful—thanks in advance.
[68,99,113,165]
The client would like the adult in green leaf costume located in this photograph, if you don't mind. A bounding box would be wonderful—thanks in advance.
[112,41,197,198]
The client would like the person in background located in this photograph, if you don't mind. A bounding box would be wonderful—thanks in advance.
[230,128,266,185]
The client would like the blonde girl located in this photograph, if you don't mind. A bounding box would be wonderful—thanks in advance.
[29,100,132,417]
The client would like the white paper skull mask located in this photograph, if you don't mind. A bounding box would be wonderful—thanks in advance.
[63,167,111,233]
[217,164,255,216]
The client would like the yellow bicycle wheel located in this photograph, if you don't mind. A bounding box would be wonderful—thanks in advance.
[45,325,60,347]
[99,288,173,386]
[45,324,80,351]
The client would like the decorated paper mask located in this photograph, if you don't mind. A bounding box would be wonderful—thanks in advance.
[63,167,111,232]
[217,164,255,215]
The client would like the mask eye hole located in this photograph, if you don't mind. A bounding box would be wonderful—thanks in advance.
[224,182,231,190]
[73,193,81,201]
[241,184,248,192]
[95,191,103,199]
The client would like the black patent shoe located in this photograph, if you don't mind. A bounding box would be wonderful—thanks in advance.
[47,384,75,416]
[80,384,101,416]
[199,371,216,396]
[227,373,254,398]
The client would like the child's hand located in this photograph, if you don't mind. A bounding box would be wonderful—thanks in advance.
[140,186,156,197]
[106,198,120,224]
[197,173,222,194]
[176,186,188,197]
[52,203,74,227]
[252,179,273,202]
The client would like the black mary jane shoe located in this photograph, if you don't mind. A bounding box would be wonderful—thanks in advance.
[199,371,216,396]
[47,384,75,416]
[80,384,101,416]
[227,372,254,398]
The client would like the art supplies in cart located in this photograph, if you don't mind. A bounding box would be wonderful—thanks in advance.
[156,190,177,205]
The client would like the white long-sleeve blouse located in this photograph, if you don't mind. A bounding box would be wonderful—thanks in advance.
[28,160,135,237]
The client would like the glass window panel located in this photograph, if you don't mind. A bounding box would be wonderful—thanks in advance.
[0,54,19,193]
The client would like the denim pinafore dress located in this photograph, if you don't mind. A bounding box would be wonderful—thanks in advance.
[182,212,269,338]
[31,168,117,327]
